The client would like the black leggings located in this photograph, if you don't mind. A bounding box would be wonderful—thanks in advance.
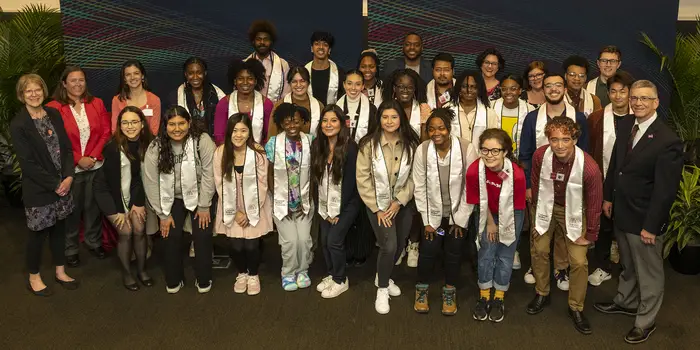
[231,238,261,276]
[27,220,66,274]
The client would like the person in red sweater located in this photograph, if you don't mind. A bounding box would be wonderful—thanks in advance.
[525,116,603,335]
[466,128,526,323]
[46,66,112,267]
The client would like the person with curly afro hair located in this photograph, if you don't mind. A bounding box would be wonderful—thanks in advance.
[245,20,290,102]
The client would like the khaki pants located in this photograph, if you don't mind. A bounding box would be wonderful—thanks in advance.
[532,204,589,311]
[528,202,568,270]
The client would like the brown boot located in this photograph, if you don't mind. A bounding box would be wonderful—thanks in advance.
[414,284,429,313]
[442,286,457,315]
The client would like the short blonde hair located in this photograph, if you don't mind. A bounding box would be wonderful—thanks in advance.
[16,73,49,104]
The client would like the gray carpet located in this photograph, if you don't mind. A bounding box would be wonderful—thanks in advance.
[0,198,698,350]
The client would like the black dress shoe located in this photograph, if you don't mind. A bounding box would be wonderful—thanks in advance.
[55,277,80,290]
[568,308,592,335]
[89,247,106,259]
[66,254,80,267]
[27,283,53,297]
[594,302,637,316]
[124,282,139,291]
[526,294,550,315]
[625,325,656,344]
[137,274,154,287]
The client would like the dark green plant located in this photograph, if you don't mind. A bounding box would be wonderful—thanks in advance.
[664,165,700,258]
[0,4,64,191]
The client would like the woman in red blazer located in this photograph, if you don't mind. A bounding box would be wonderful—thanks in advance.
[46,66,111,267]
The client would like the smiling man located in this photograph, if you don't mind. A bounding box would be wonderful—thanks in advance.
[245,20,290,103]
[305,31,344,105]
[563,56,602,117]
[382,32,432,86]
[587,46,622,107]
[426,53,455,109]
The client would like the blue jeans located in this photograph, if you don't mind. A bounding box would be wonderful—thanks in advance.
[476,209,525,291]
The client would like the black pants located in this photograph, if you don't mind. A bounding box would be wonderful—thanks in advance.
[417,218,465,286]
[345,202,374,261]
[27,219,66,274]
[592,214,614,273]
[320,198,361,283]
[231,238,261,276]
[163,199,213,288]
[367,201,416,288]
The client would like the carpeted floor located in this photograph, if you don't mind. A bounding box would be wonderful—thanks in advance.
[0,198,698,350]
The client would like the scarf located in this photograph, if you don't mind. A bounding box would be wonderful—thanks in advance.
[159,137,198,216]
[119,150,132,212]
[492,98,530,157]
[177,83,225,114]
[426,79,455,109]
[371,139,411,211]
[565,88,594,117]
[228,90,265,143]
[338,93,371,143]
[222,146,261,227]
[272,132,312,220]
[318,162,343,220]
[246,51,285,101]
[305,60,339,104]
[477,158,516,246]
[535,102,577,147]
[283,93,321,136]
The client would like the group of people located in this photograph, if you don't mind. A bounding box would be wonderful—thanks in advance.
[13,20,684,345]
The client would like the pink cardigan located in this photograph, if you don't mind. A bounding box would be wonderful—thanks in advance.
[213,95,273,146]
[111,91,161,135]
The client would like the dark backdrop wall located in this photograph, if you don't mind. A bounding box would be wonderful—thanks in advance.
[368,0,679,113]
[60,0,364,110]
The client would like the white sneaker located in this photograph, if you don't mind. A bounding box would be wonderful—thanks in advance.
[234,273,248,294]
[375,288,391,314]
[316,275,333,292]
[374,274,401,297]
[395,249,406,266]
[406,241,419,268]
[321,278,349,299]
[524,267,536,284]
[513,251,522,270]
[588,268,612,286]
[195,280,212,294]
[555,269,569,291]
[166,281,184,294]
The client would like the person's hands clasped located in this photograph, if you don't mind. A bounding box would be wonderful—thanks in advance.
[487,222,499,242]
[195,210,211,229]
[55,176,73,197]
[130,205,146,223]
[383,201,401,221]
[77,156,96,170]
[424,225,436,241]
[234,211,249,227]
[327,217,340,225]
[450,225,464,238]
[160,216,175,238]
[376,211,393,228]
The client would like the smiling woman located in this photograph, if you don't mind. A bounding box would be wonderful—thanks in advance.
[111,60,161,135]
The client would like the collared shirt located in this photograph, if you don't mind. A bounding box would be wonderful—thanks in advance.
[255,53,290,102]
[457,105,500,143]
[632,112,657,148]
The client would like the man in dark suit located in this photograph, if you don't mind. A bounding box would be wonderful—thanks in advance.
[594,80,683,344]
[382,32,432,86]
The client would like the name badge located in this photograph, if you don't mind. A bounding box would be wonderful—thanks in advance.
[550,172,566,182]
[498,171,509,180]
[349,119,357,128]
[143,108,154,117]
[367,88,375,97]
[438,91,450,105]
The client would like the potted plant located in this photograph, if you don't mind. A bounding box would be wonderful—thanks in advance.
[663,165,700,275]
[0,4,64,206]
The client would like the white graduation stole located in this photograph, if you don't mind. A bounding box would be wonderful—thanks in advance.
[177,83,225,114]
[228,90,265,143]
[417,136,471,229]
[493,98,531,157]
[337,93,371,143]
[222,146,261,227]
[159,137,199,216]
[601,104,628,178]
[119,150,132,212]
[305,60,339,104]
[283,93,321,136]
[318,162,342,220]
[272,132,312,220]
[470,99,490,151]
[408,99,422,135]
[371,140,411,211]
[367,85,383,108]
[246,51,284,102]
[477,158,516,246]
[535,102,577,147]
[426,79,454,109]
[535,146,586,241]
[565,88,594,117]
[585,77,598,97]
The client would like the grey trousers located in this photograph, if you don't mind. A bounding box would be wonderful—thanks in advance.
[366,201,416,288]
[613,227,665,329]
[65,170,103,255]
[274,203,315,277]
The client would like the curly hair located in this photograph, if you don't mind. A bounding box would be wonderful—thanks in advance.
[424,107,455,135]
[381,68,427,104]
[545,116,581,140]
[227,59,266,92]
[309,31,335,48]
[478,128,520,167]
[272,102,310,129]
[156,106,204,174]
[475,48,505,71]
[248,20,277,43]
[562,55,590,74]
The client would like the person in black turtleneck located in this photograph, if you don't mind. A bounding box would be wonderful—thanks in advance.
[94,106,155,291]
[306,31,344,105]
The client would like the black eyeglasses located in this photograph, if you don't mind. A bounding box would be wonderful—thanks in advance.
[480,148,504,156]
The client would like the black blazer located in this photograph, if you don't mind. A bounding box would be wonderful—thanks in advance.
[10,106,74,208]
[604,114,683,236]
[382,57,432,87]
[93,140,145,216]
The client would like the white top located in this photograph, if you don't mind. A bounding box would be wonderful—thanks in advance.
[632,112,657,148]
[70,103,103,173]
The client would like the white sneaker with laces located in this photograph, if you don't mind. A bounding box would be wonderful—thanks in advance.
[166,281,184,294]
[555,270,569,291]
[513,251,522,270]
[321,278,349,299]
[375,288,391,314]
[234,273,248,294]
[406,241,419,268]
[374,274,401,297]
[588,268,612,286]
[316,275,333,292]
[395,249,406,266]
[524,267,536,284]
[196,280,212,294]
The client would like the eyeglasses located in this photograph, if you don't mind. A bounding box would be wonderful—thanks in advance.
[394,84,415,92]
[598,58,620,65]
[483,61,499,67]
[566,72,586,79]
[544,82,564,89]
[499,86,520,93]
[629,96,657,103]
[121,120,142,127]
[480,148,504,156]
[528,72,545,80]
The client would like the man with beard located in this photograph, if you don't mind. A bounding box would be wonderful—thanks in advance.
[587,46,622,107]
[426,53,455,109]
[305,31,344,105]
[518,73,589,292]
[245,20,290,102]
[563,56,602,117]
[382,32,432,86]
